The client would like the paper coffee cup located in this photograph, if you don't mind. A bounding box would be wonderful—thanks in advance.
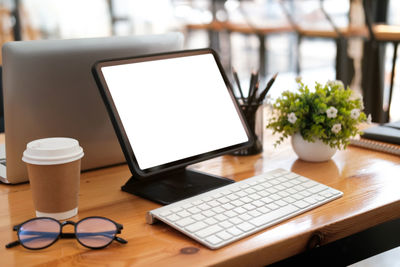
[22,137,84,220]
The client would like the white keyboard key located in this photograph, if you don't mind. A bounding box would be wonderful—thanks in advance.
[224,210,238,218]
[308,184,329,194]
[284,173,298,179]
[258,191,270,197]
[245,188,256,194]
[249,205,299,227]
[215,214,228,222]
[206,235,222,245]
[257,206,270,214]
[208,200,220,207]
[176,217,195,227]
[166,214,180,222]
[252,200,265,207]
[192,214,206,221]
[302,180,318,188]
[177,210,191,218]
[319,190,334,198]
[248,210,262,218]
[227,227,243,236]
[283,196,296,203]
[299,190,312,197]
[236,191,247,197]
[241,196,253,203]
[202,196,213,202]
[212,207,225,214]
[222,203,235,210]
[217,197,230,204]
[253,185,264,191]
[293,200,309,209]
[304,196,318,204]
[171,207,183,213]
[202,210,216,217]
[231,199,245,206]
[243,203,256,211]
[219,221,233,229]
[239,213,252,221]
[237,222,255,232]
[198,203,212,211]
[292,193,304,200]
[274,185,285,191]
[217,231,233,241]
[195,225,223,238]
[182,203,193,209]
[186,221,208,233]
[266,203,279,210]
[233,207,247,214]
[249,193,262,200]
[221,190,232,195]
[191,200,203,206]
[187,207,201,214]
[204,218,218,225]
[260,196,273,204]
[229,217,243,225]
[227,194,239,201]
[276,200,288,207]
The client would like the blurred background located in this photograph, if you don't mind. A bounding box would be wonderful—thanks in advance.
[0,0,399,122]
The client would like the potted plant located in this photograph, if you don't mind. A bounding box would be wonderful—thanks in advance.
[266,78,372,162]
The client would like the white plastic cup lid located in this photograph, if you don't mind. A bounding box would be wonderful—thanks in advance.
[22,137,84,165]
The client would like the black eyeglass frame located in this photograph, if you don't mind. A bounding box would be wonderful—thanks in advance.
[6,216,127,250]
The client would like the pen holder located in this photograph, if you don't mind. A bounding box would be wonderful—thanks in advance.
[232,102,264,156]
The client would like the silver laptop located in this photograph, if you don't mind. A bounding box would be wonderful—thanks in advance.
[1,33,184,184]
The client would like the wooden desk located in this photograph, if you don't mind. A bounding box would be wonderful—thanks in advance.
[1,130,400,266]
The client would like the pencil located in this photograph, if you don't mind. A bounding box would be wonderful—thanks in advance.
[246,81,260,114]
[248,71,258,100]
[256,72,278,106]
[232,68,245,103]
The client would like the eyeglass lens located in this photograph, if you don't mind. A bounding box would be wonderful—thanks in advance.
[75,218,117,248]
[19,218,60,249]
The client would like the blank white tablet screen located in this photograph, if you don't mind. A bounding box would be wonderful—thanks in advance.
[101,53,249,170]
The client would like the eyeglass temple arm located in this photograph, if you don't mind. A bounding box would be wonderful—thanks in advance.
[115,223,128,243]
[5,240,20,248]
[5,225,23,248]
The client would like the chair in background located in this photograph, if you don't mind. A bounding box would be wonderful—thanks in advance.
[363,0,400,122]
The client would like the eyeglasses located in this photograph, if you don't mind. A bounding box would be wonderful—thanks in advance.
[5,216,127,250]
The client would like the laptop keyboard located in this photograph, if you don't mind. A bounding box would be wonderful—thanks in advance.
[146,168,343,249]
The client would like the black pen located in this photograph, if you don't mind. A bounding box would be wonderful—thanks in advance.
[256,72,278,106]
[248,71,258,100]
[232,68,246,104]
[246,80,260,114]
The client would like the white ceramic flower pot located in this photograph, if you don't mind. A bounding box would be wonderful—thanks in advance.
[291,133,336,162]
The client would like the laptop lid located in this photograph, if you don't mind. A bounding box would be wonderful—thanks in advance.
[1,33,184,184]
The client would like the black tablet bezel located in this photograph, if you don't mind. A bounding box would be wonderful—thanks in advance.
[92,48,253,177]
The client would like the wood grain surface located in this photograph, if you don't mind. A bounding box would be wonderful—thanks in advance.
[1,129,400,266]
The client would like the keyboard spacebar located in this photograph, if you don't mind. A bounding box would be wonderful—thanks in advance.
[249,205,299,227]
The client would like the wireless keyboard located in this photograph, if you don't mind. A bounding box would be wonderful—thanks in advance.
[146,168,343,249]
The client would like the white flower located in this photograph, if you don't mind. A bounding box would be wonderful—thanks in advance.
[295,76,302,83]
[326,106,338,118]
[331,123,342,134]
[350,109,360,119]
[350,90,363,101]
[334,80,344,88]
[367,114,372,124]
[327,80,344,88]
[287,112,297,124]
